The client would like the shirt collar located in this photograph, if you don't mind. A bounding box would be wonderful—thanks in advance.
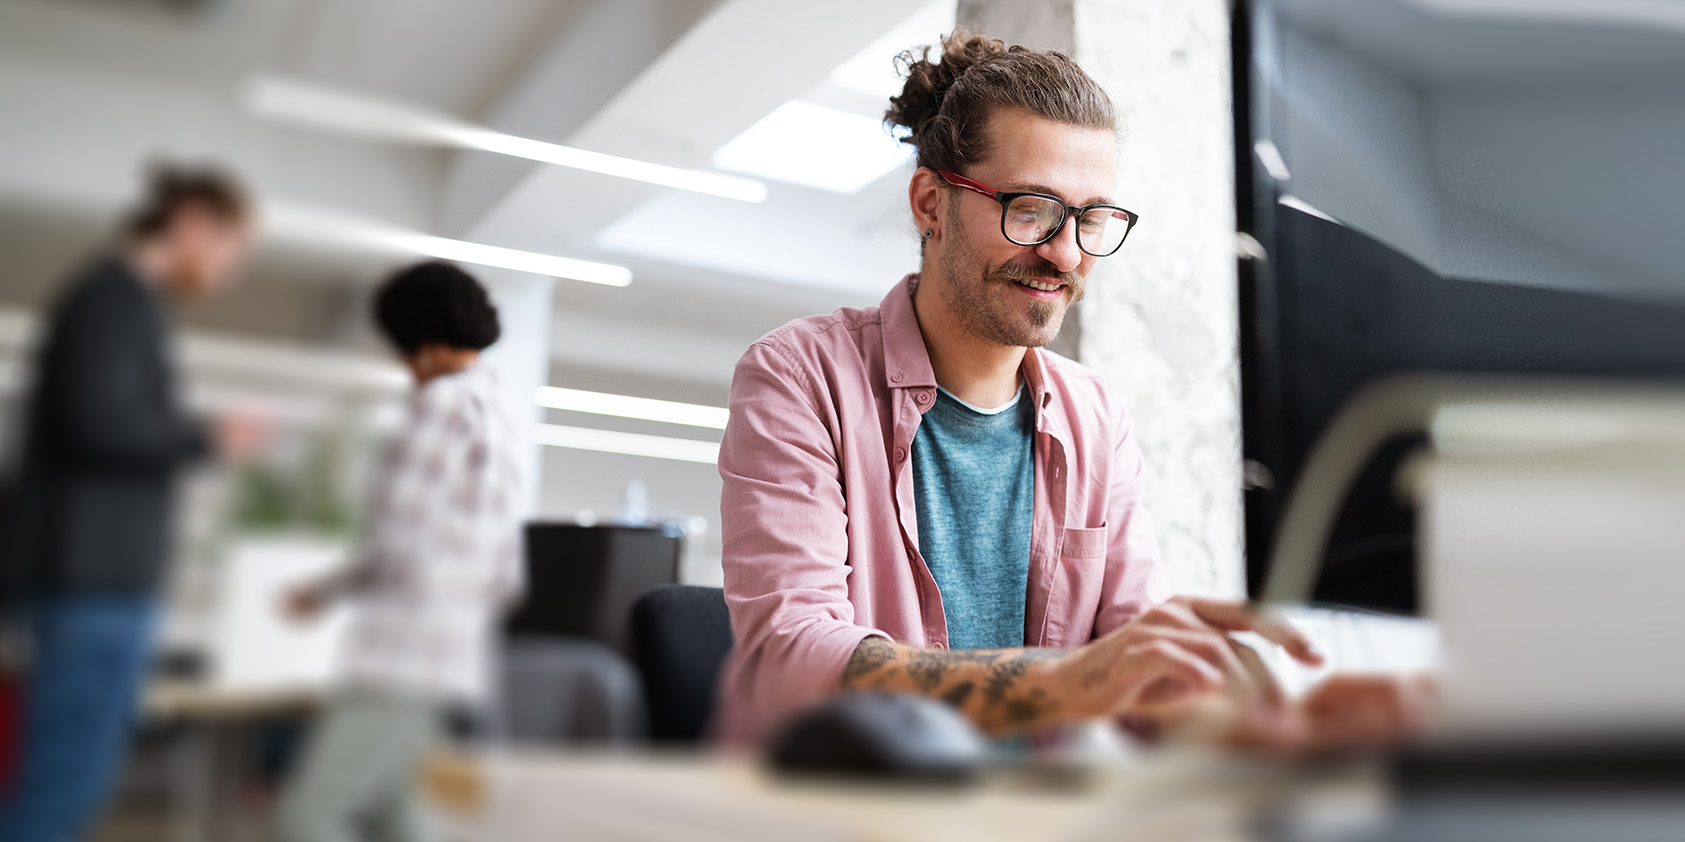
[878,273,939,391]
[1019,343,1055,414]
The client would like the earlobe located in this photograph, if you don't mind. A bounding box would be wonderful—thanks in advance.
[908,166,945,242]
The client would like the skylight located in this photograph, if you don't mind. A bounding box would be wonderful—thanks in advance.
[710,100,912,195]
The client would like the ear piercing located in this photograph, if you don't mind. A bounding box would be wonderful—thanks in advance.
[923,229,934,239]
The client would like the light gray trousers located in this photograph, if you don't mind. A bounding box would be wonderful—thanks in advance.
[273,692,442,842]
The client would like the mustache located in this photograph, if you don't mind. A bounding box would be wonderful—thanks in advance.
[990,258,1082,287]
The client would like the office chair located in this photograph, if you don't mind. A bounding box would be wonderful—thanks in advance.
[629,585,733,743]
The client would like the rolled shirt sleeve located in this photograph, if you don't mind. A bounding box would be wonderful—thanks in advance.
[715,340,890,740]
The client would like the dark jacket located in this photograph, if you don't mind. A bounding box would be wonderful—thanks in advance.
[0,255,207,598]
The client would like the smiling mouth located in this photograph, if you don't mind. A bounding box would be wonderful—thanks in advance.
[1018,278,1064,292]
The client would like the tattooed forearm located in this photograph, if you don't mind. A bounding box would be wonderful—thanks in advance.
[941,681,976,708]
[907,648,1000,691]
[1003,688,1055,727]
[985,648,1061,702]
[843,636,898,683]
[840,637,1070,734]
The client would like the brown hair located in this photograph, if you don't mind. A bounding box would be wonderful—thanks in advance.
[124,162,251,239]
[886,29,1115,175]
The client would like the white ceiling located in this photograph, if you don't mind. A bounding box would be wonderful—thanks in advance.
[0,0,952,398]
[0,0,593,115]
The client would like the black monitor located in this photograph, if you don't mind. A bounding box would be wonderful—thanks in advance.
[1234,0,1685,613]
[505,523,683,653]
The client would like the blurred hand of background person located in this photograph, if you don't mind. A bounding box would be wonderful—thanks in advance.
[280,581,332,625]
[211,409,270,463]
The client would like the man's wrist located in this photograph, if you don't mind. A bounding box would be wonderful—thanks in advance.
[1038,648,1105,719]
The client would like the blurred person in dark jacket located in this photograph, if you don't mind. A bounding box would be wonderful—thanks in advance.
[0,164,261,842]
[274,262,525,842]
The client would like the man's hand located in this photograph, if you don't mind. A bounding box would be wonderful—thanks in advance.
[1225,672,1437,755]
[839,597,1323,734]
[1055,596,1325,719]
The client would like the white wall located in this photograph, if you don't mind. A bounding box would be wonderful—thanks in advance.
[477,270,557,514]
[1271,20,1685,302]
[534,444,725,585]
[0,52,443,231]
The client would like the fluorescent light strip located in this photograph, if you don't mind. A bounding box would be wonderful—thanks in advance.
[533,423,720,464]
[247,76,767,203]
[535,386,729,430]
[266,204,632,287]
[384,231,632,287]
[441,127,767,203]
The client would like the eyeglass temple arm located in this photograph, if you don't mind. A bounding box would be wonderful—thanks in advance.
[935,170,1001,201]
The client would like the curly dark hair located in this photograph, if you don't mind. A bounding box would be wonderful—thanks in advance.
[885,28,1115,175]
[373,261,502,354]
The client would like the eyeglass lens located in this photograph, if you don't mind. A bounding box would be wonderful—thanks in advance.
[1003,195,1131,256]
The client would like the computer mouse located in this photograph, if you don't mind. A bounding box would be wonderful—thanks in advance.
[768,691,988,782]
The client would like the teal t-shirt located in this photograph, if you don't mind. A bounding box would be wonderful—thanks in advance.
[911,384,1036,650]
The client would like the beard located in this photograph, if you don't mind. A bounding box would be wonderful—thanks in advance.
[937,221,1086,349]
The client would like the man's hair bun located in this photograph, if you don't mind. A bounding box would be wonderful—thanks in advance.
[883,28,1115,175]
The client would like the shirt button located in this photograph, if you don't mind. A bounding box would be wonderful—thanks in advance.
[931,641,946,649]
[915,391,930,404]
[891,372,904,383]
[894,447,906,462]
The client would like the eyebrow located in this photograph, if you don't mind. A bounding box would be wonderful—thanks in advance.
[998,181,1113,206]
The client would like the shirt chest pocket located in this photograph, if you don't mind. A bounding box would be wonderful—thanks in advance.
[1061,524,1107,560]
[1044,524,1108,646]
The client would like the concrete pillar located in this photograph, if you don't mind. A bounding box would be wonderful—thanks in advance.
[959,0,1245,597]
[956,0,1075,51]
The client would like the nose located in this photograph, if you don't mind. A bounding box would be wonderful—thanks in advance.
[1034,215,1084,274]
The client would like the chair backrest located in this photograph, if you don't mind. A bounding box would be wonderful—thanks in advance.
[629,585,732,743]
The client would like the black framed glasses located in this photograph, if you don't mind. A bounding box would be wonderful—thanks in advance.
[937,169,1139,257]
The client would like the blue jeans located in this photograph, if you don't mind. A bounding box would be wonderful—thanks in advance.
[0,594,157,842]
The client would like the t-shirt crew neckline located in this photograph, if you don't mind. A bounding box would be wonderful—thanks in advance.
[934,383,1026,416]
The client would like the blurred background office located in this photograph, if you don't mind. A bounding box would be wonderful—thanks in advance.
[1,0,1684,840]
[0,1,971,838]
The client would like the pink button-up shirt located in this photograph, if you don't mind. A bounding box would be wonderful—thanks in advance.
[714,275,1171,744]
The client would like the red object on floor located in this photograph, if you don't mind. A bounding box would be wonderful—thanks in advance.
[0,673,19,792]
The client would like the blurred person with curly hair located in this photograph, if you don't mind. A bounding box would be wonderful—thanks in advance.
[274,261,526,842]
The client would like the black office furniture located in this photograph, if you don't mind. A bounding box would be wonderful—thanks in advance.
[505,524,682,654]
[629,585,732,744]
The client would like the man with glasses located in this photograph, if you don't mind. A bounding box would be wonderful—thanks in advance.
[715,31,1427,749]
